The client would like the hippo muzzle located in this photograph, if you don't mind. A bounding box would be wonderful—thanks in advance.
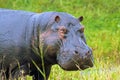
[57,46,93,70]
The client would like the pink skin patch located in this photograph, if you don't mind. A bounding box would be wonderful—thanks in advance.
[57,26,67,40]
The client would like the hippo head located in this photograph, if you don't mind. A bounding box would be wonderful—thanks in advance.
[41,13,93,70]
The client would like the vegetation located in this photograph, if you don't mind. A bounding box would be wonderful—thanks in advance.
[0,0,120,80]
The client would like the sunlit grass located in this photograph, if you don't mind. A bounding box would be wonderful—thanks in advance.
[49,59,120,80]
[0,0,120,80]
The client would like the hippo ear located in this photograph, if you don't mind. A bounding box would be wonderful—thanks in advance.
[78,16,83,22]
[55,16,60,23]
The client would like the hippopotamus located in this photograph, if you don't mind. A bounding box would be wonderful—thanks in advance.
[0,9,93,80]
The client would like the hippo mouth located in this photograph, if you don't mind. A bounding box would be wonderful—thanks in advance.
[79,59,94,70]
[57,55,94,71]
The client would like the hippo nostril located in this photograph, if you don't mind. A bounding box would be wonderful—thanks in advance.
[74,50,79,55]
[85,51,89,56]
[85,51,90,56]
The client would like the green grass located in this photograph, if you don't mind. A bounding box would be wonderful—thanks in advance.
[0,0,120,80]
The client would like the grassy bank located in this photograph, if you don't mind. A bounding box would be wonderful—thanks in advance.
[0,0,120,80]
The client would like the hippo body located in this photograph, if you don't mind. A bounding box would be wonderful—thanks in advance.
[0,9,93,80]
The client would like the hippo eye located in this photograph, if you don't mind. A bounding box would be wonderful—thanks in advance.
[77,29,82,33]
[79,26,84,33]
[68,23,75,27]
[58,27,68,34]
[63,29,68,34]
[79,29,83,33]
[58,27,69,39]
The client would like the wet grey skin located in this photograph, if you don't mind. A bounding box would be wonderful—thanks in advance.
[0,9,93,80]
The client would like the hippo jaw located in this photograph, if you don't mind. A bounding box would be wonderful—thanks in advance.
[57,48,94,71]
[57,55,94,71]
